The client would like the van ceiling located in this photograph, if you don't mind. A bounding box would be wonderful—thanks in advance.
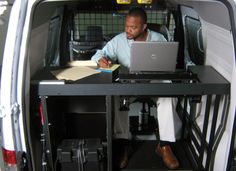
[36,0,231,30]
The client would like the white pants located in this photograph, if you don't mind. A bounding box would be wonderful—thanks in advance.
[114,96,180,142]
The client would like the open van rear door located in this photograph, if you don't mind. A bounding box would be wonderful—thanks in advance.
[0,0,29,170]
[180,2,236,171]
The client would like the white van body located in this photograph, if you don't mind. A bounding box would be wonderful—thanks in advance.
[0,0,235,170]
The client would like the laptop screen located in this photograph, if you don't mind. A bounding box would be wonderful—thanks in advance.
[130,42,179,73]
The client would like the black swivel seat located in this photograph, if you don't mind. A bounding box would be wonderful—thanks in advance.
[70,25,104,60]
[147,23,171,41]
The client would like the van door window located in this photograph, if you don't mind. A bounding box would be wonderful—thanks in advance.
[185,16,204,65]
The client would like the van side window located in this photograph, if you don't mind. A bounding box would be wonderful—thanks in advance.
[185,16,204,65]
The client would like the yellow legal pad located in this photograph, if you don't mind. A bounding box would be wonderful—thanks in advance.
[97,64,120,73]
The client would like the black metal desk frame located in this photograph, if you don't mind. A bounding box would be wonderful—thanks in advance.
[33,66,230,171]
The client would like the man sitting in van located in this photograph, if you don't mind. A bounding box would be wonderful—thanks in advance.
[91,7,179,170]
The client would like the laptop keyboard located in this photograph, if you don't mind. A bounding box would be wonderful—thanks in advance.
[118,70,199,83]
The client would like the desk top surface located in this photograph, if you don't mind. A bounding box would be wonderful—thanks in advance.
[31,65,230,96]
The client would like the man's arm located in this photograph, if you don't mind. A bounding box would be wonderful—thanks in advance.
[91,37,119,68]
[91,50,111,68]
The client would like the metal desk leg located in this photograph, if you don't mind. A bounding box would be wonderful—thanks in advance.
[205,95,221,169]
[181,97,188,139]
[40,96,54,171]
[198,95,212,170]
[106,95,113,171]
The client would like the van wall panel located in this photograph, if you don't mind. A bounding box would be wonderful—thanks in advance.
[29,22,49,77]
[203,21,234,81]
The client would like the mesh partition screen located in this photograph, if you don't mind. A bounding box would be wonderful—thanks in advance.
[72,10,174,41]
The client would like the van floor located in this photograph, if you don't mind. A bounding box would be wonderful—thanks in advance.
[113,140,193,171]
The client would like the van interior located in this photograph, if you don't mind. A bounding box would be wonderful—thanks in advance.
[27,0,235,171]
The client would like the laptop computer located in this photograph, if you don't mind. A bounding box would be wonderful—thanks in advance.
[130,41,179,73]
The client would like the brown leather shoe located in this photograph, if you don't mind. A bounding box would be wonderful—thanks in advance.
[156,143,179,169]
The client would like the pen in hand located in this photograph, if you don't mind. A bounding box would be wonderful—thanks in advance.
[98,56,112,68]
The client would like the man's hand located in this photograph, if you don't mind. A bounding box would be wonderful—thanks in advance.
[98,57,112,68]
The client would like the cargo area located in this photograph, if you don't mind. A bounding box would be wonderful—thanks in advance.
[26,1,233,171]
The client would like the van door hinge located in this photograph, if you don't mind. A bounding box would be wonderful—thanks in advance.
[0,1,10,25]
[17,151,28,170]
[0,105,6,118]
[11,103,20,120]
[0,1,8,15]
[0,103,20,118]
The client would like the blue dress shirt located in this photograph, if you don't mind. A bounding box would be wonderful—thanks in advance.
[91,29,166,68]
